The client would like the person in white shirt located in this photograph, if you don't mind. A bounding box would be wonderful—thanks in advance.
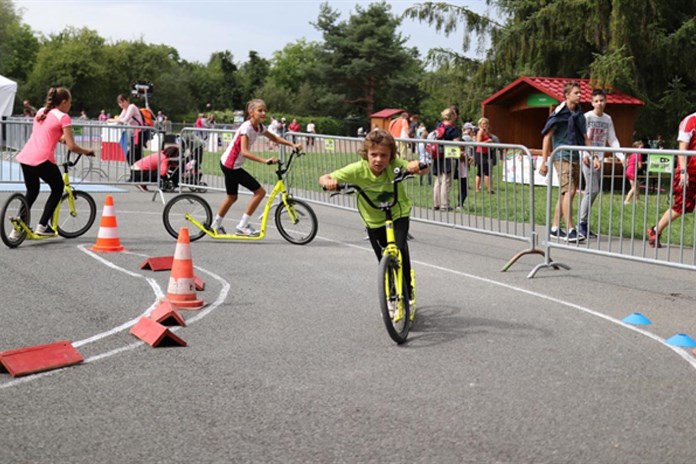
[580,88,620,239]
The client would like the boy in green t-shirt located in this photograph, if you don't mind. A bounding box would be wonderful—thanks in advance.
[319,129,428,301]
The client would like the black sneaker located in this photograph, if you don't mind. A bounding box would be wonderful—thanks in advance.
[577,223,597,239]
[549,228,566,239]
[565,228,584,243]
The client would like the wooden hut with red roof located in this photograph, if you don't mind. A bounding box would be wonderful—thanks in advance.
[481,77,644,152]
[370,108,405,132]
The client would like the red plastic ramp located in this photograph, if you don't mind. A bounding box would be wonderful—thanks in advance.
[130,317,187,347]
[139,256,174,271]
[150,301,186,327]
[0,340,84,377]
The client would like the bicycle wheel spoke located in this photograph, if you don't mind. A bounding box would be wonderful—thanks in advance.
[163,194,211,241]
[55,191,96,238]
[274,199,318,245]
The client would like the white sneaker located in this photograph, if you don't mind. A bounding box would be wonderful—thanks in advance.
[235,224,259,236]
[213,225,226,235]
[8,228,21,241]
[35,224,54,236]
[387,300,395,318]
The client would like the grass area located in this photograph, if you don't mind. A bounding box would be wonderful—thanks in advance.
[198,149,694,247]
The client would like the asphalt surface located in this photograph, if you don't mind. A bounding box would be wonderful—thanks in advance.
[2,188,696,463]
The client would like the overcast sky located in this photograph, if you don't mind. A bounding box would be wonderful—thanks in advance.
[14,0,490,64]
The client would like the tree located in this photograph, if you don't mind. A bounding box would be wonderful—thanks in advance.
[238,51,270,105]
[25,27,109,113]
[312,1,424,117]
[405,1,696,138]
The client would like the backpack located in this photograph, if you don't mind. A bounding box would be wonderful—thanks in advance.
[425,124,446,158]
[135,107,155,146]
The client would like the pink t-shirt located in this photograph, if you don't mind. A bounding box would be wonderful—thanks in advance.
[16,108,71,166]
[133,152,170,176]
[220,120,266,169]
[625,152,640,181]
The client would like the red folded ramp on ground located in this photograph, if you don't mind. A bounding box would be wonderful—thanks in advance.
[0,340,84,377]
[139,256,205,290]
[139,256,174,271]
[150,301,186,327]
[130,317,187,347]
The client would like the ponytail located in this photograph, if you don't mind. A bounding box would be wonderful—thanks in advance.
[37,87,71,123]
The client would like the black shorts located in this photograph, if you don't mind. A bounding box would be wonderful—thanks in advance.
[220,163,261,195]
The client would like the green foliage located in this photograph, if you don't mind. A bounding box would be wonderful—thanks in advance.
[408,0,696,141]
[312,1,425,116]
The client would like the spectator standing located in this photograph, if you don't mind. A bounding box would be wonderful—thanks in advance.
[579,88,620,239]
[306,120,316,147]
[11,87,94,239]
[474,117,494,194]
[432,107,461,211]
[647,111,696,248]
[623,141,643,204]
[389,112,410,158]
[155,111,164,130]
[22,100,37,117]
[78,110,88,120]
[288,118,302,143]
[416,122,431,186]
[538,81,590,242]
[458,123,475,207]
[98,109,108,122]
[109,94,145,163]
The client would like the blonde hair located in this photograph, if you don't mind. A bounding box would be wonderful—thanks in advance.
[478,117,489,127]
[358,129,397,161]
[440,108,456,122]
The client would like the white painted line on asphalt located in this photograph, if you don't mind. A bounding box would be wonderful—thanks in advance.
[0,249,230,390]
[317,236,696,371]
[72,246,164,347]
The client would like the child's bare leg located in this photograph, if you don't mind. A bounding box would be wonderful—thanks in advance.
[217,195,237,217]
[656,208,682,235]
[245,187,266,216]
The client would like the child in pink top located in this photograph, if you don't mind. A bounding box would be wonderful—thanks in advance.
[13,87,94,237]
[129,145,179,191]
[624,140,643,204]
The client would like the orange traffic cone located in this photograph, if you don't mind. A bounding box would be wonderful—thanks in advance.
[91,195,125,252]
[162,227,205,310]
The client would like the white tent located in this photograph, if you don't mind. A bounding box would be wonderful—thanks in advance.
[0,75,18,117]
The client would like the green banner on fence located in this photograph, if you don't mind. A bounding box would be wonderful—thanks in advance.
[647,154,674,174]
[324,139,335,152]
[444,146,460,159]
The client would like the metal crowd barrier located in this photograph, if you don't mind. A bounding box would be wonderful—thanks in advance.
[1,117,165,198]
[529,145,696,277]
[5,119,695,280]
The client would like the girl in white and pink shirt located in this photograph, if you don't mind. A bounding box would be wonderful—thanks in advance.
[210,99,301,236]
[14,87,94,237]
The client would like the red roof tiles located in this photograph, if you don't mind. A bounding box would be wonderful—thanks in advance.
[482,77,644,106]
[370,108,406,118]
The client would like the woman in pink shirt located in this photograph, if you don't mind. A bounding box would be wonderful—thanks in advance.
[109,94,144,163]
[13,87,94,237]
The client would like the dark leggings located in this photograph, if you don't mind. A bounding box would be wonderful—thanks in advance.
[21,161,64,227]
[366,217,413,299]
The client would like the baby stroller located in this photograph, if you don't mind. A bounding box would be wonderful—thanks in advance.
[162,133,208,193]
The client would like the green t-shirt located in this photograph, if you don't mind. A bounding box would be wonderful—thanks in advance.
[331,158,411,229]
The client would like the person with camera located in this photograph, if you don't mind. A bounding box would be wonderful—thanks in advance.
[109,94,144,163]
